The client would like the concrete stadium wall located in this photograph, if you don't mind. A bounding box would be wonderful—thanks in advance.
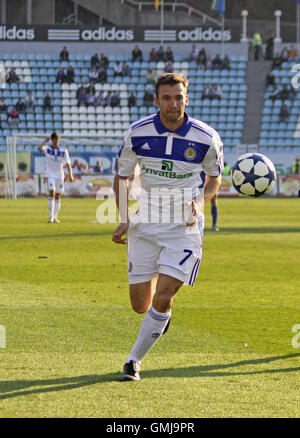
[0,41,249,57]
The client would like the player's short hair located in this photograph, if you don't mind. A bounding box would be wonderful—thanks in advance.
[51,131,60,141]
[155,73,189,97]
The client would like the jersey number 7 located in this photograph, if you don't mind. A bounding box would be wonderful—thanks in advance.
[179,249,193,266]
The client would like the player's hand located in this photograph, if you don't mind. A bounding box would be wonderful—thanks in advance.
[186,199,199,227]
[112,223,129,244]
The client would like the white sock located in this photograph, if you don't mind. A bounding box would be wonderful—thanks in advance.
[48,197,54,219]
[54,199,61,219]
[126,306,171,364]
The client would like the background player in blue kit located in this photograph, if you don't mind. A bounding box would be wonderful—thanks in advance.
[112,73,224,381]
[38,132,74,223]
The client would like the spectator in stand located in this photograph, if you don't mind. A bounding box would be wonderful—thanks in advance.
[122,61,131,77]
[132,45,143,62]
[86,81,96,96]
[94,161,103,173]
[6,67,20,84]
[288,45,298,60]
[111,91,120,108]
[211,84,222,100]
[206,55,213,69]
[87,91,96,107]
[252,32,262,61]
[202,84,213,99]
[156,45,165,62]
[265,35,274,60]
[98,67,107,84]
[272,53,282,69]
[266,69,276,87]
[164,60,174,73]
[0,98,8,112]
[15,98,26,112]
[65,65,75,84]
[25,90,34,112]
[197,51,207,70]
[99,53,109,69]
[222,54,231,70]
[91,53,100,68]
[128,91,137,107]
[143,88,154,107]
[279,104,289,123]
[95,91,106,106]
[146,67,158,85]
[114,61,123,77]
[280,47,289,62]
[292,156,300,174]
[104,91,112,107]
[77,87,88,107]
[77,83,85,98]
[89,66,99,83]
[165,46,174,63]
[56,67,66,84]
[149,48,158,62]
[188,44,198,62]
[60,46,69,61]
[7,106,19,125]
[198,48,207,64]
[43,92,52,112]
[212,54,223,70]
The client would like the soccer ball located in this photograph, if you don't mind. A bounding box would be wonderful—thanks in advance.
[231,153,276,197]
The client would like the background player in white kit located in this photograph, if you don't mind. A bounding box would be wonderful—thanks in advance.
[113,73,223,381]
[38,132,74,223]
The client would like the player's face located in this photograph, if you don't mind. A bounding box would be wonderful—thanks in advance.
[51,137,60,148]
[155,83,188,127]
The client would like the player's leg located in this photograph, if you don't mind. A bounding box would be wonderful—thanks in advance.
[47,179,55,223]
[129,278,157,314]
[53,179,64,222]
[122,274,181,381]
[211,193,219,231]
[54,192,61,223]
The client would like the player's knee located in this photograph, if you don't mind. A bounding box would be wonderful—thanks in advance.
[131,302,150,314]
[153,288,176,311]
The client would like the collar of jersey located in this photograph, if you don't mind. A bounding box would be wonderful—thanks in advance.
[153,112,191,136]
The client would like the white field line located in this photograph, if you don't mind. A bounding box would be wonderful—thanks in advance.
[0,305,298,310]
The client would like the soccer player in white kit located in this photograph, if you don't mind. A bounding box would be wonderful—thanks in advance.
[112,73,224,381]
[38,132,74,223]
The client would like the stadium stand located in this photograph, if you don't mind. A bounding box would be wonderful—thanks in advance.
[260,59,300,152]
[0,52,247,152]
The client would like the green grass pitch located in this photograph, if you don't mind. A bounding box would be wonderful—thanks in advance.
[0,197,299,418]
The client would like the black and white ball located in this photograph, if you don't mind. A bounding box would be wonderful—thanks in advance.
[231,153,276,197]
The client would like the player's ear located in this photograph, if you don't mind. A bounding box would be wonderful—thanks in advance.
[185,94,189,106]
[154,96,159,108]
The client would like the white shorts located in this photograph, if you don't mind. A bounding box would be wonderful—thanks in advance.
[127,216,204,286]
[47,177,64,194]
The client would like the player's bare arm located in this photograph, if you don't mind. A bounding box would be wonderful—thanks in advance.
[38,136,50,153]
[203,174,222,204]
[66,163,74,182]
[112,174,129,244]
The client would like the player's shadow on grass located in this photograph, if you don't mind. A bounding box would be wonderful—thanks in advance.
[0,372,120,400]
[0,230,113,241]
[206,227,300,234]
[142,352,300,379]
[0,353,299,399]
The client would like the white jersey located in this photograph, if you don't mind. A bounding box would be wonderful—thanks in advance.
[115,112,224,228]
[40,143,71,180]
